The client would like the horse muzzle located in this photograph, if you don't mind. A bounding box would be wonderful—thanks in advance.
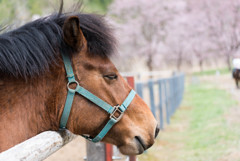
[118,125,160,155]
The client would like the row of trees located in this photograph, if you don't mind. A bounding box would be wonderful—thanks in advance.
[108,0,240,72]
[1,0,239,72]
[0,0,111,27]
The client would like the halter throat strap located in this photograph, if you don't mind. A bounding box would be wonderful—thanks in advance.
[59,53,136,142]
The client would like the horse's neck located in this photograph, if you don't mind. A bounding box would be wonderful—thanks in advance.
[0,69,66,152]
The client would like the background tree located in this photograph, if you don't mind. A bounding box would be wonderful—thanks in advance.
[185,0,240,70]
[109,0,240,72]
[109,0,181,71]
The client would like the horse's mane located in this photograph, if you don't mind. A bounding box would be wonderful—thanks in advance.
[0,12,116,78]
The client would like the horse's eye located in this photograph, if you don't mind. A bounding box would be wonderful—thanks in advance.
[104,74,118,80]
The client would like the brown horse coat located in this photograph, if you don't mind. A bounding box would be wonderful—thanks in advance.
[0,11,158,154]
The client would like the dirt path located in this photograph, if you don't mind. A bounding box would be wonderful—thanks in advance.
[199,74,240,161]
[200,74,240,100]
[45,136,86,161]
[200,74,240,124]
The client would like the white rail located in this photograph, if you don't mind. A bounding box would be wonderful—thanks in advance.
[0,130,76,161]
[121,70,172,80]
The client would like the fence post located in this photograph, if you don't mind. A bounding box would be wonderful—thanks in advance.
[105,144,113,161]
[148,80,156,117]
[170,78,174,117]
[164,79,170,124]
[173,77,177,112]
[126,76,135,89]
[158,80,164,129]
[136,82,143,98]
[87,142,106,161]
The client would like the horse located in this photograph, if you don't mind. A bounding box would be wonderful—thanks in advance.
[0,8,159,155]
[232,68,240,88]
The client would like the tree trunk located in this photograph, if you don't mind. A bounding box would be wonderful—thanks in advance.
[146,53,153,79]
[226,54,232,71]
[177,55,182,71]
[199,59,203,72]
[146,53,153,72]
[213,56,219,69]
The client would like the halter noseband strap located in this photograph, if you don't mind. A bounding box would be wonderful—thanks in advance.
[59,53,136,142]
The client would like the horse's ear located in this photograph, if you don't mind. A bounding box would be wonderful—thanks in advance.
[63,16,84,50]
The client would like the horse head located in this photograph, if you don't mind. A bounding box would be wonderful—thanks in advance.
[59,16,159,155]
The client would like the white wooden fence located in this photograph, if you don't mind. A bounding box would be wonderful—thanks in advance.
[0,130,76,161]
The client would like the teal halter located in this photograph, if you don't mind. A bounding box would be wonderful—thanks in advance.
[59,53,136,142]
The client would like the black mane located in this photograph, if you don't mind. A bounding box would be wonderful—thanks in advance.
[0,12,116,78]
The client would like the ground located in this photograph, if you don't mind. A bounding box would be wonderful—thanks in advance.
[45,137,86,161]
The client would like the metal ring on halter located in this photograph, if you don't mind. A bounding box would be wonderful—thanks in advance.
[110,105,124,122]
[67,80,79,93]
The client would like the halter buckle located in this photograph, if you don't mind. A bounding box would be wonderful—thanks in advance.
[110,105,124,122]
[67,80,79,93]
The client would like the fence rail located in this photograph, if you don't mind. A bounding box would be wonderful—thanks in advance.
[0,130,75,161]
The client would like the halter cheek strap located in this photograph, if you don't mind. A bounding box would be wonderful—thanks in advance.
[59,53,136,142]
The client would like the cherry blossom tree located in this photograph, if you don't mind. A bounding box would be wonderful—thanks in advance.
[108,0,240,72]
[108,0,181,71]
[163,4,193,71]
[203,0,240,70]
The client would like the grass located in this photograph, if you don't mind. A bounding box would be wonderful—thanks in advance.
[138,81,240,161]
[193,68,230,76]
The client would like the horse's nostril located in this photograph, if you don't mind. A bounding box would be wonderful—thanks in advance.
[155,126,160,138]
[135,136,147,150]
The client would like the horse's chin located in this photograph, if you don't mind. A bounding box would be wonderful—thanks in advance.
[118,144,143,155]
[117,139,147,155]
